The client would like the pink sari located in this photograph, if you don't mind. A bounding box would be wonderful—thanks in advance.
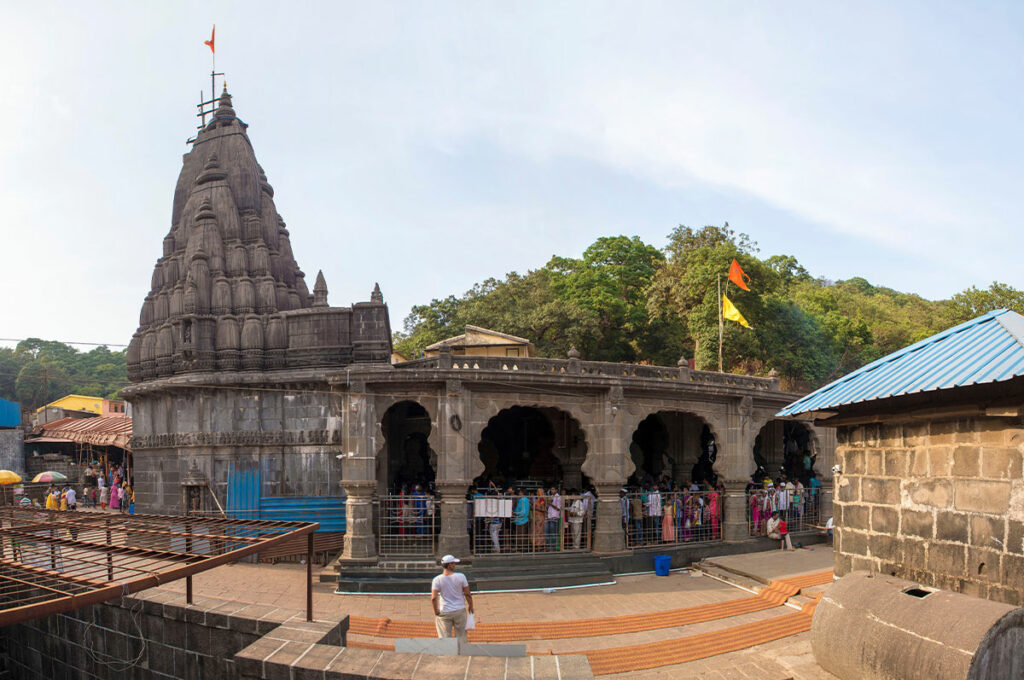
[709,492,720,538]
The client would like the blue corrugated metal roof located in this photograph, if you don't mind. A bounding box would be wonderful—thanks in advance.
[0,398,20,428]
[778,309,1024,417]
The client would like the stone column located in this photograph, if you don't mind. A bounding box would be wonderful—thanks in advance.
[434,380,477,560]
[337,382,379,565]
[722,481,750,542]
[340,481,377,562]
[593,483,626,553]
[717,398,756,542]
[437,483,471,559]
[582,387,634,555]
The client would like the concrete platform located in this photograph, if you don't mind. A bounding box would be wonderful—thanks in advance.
[701,546,835,585]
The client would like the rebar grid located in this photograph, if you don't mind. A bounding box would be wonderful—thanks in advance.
[0,507,317,626]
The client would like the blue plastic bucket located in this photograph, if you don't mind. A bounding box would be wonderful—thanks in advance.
[654,554,671,576]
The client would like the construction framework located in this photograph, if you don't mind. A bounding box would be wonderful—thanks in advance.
[0,508,319,627]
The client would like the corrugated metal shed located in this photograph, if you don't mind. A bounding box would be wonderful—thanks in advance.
[0,398,20,429]
[27,415,132,450]
[778,309,1024,417]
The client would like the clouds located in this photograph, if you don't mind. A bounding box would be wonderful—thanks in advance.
[0,2,1021,349]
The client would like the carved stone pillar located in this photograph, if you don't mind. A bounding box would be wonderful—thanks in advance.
[437,483,471,559]
[337,382,380,564]
[341,481,377,562]
[581,387,633,555]
[722,481,750,542]
[592,483,626,554]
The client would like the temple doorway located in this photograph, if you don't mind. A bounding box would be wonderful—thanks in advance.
[379,401,436,495]
[628,412,718,487]
[474,406,588,492]
[752,420,815,484]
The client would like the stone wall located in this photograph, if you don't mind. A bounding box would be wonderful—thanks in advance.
[0,429,24,473]
[834,415,1024,605]
[0,594,271,678]
[0,590,589,680]
[25,455,82,483]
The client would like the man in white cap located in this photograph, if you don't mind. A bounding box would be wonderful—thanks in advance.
[431,554,474,643]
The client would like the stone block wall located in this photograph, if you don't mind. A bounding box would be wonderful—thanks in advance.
[0,594,271,679]
[0,429,24,473]
[834,415,1024,605]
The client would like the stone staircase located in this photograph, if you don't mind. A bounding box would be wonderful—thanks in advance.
[333,552,615,593]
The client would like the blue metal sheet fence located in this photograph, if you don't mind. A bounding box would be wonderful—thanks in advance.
[226,461,346,531]
[260,496,346,532]
[226,461,260,520]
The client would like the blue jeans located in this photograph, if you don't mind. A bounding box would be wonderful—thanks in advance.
[545,519,559,549]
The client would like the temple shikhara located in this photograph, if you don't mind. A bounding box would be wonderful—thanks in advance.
[123,85,835,587]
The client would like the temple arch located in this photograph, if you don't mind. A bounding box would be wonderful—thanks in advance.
[474,406,589,491]
[627,411,720,487]
[751,418,817,484]
[378,400,437,495]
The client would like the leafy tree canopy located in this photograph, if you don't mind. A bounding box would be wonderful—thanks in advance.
[0,340,128,410]
[395,226,1022,390]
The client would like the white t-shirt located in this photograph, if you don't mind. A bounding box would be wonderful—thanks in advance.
[431,572,469,613]
[66,489,76,505]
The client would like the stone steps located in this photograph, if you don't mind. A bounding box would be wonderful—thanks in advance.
[334,552,615,593]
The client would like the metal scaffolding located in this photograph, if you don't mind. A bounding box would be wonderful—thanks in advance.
[0,508,318,627]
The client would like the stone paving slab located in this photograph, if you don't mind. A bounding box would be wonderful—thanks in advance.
[702,546,834,584]
[145,547,836,678]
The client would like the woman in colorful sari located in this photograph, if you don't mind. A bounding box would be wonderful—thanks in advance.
[709,484,721,539]
[531,488,547,551]
[681,493,695,541]
[661,493,675,542]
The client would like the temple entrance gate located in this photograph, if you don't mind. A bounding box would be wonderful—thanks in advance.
[377,401,438,556]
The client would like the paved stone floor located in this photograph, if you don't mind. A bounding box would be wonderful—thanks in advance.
[153,547,838,678]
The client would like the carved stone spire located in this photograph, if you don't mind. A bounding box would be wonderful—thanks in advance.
[370,282,383,304]
[130,88,394,381]
[313,270,329,307]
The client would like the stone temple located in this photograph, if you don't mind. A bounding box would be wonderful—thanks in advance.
[124,87,835,579]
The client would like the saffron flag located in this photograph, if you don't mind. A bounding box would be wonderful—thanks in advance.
[722,294,751,328]
[728,259,751,291]
[204,25,215,54]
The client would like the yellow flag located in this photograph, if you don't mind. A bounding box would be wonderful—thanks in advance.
[722,294,751,328]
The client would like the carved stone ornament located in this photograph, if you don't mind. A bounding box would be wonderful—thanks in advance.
[131,429,342,450]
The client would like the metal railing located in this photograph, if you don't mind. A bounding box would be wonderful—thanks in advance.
[377,493,438,555]
[622,490,723,548]
[746,486,822,537]
[470,494,595,555]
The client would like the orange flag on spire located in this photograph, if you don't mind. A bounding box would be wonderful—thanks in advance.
[204,25,215,54]
[728,259,751,291]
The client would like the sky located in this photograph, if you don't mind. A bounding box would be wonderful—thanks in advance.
[2,2,1023,350]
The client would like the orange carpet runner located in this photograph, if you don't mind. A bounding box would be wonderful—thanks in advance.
[585,596,822,675]
[347,570,832,647]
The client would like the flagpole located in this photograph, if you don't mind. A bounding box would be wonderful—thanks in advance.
[717,274,724,372]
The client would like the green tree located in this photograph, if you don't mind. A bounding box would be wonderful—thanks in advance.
[15,360,71,409]
[946,282,1024,325]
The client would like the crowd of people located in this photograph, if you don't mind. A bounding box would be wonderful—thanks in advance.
[469,483,597,553]
[620,480,723,546]
[745,470,821,536]
[16,463,135,514]
[79,463,134,512]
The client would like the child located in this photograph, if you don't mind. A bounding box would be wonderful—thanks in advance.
[766,510,793,551]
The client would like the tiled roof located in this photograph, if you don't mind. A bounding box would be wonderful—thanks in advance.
[29,416,132,450]
[778,309,1024,417]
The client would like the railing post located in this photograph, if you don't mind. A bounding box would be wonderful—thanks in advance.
[306,532,314,622]
[106,518,113,581]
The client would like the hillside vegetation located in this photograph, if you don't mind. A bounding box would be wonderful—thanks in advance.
[394,226,1024,391]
